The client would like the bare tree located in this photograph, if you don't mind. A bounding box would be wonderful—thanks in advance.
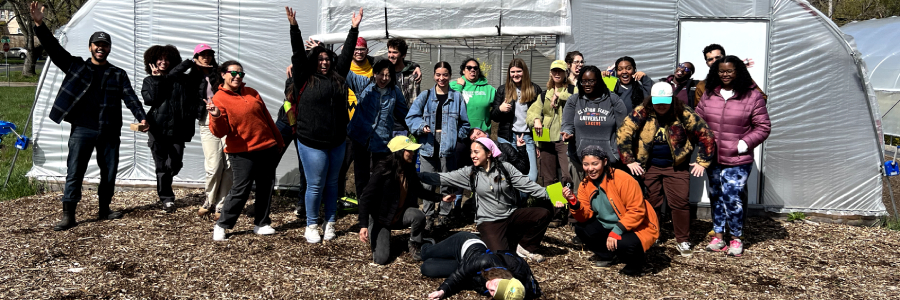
[6,0,87,77]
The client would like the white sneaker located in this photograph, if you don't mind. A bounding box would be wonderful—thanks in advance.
[305,224,321,243]
[253,225,276,235]
[213,224,227,241]
[323,222,337,241]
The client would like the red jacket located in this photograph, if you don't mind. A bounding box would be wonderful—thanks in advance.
[695,84,770,166]
[209,85,284,153]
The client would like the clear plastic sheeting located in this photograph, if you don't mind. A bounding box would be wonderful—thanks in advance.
[842,17,900,136]
[312,0,570,43]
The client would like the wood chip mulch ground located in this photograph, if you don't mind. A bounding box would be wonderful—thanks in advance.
[2,189,899,299]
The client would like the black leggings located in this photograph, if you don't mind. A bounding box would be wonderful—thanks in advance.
[420,232,484,278]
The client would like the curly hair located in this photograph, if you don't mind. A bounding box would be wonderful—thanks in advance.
[703,55,754,100]
[387,38,409,57]
[143,45,182,75]
[702,44,726,57]
[459,58,485,80]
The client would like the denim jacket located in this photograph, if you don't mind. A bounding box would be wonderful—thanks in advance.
[346,71,409,153]
[406,87,470,157]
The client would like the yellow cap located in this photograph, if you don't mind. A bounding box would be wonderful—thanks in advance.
[494,278,526,300]
[387,136,422,152]
[550,60,567,71]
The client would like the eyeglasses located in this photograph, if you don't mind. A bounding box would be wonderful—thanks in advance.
[706,55,724,62]
[581,79,597,85]
[717,69,735,75]
[465,66,479,71]
[572,60,585,65]
[228,71,246,78]
[678,63,691,73]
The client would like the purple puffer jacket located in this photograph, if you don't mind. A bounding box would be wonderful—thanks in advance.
[695,84,770,166]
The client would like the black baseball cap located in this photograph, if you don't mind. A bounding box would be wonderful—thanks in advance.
[89,31,111,45]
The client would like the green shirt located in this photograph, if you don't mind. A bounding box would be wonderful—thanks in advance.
[591,186,623,236]
[450,77,496,133]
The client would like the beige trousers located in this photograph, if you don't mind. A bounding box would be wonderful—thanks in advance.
[199,120,232,213]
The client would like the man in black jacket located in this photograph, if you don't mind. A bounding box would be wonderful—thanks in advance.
[421,232,541,300]
[358,136,448,264]
[31,2,149,231]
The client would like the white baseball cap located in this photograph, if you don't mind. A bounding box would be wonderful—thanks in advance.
[651,82,673,105]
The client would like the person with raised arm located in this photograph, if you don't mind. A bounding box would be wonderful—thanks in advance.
[285,6,362,243]
[30,2,149,231]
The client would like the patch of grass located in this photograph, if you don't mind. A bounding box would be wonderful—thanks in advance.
[787,212,807,222]
[0,57,46,64]
[0,87,40,201]
[0,69,41,83]
[886,217,900,231]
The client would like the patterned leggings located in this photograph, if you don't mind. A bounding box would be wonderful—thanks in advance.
[707,163,752,237]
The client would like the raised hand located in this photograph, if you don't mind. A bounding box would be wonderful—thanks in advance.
[285,6,297,26]
[193,58,212,68]
[456,77,465,86]
[29,2,45,26]
[351,8,363,28]
[149,63,161,76]
[286,64,293,78]
[305,38,323,51]
[516,133,526,147]
[207,100,221,117]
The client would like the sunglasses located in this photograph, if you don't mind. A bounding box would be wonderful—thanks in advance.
[465,66,479,71]
[678,63,691,73]
[228,71,246,78]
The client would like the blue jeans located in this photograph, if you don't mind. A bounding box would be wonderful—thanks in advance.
[707,163,752,237]
[499,134,537,182]
[62,125,119,204]
[297,140,346,226]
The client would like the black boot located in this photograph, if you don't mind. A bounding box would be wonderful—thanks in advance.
[408,241,423,261]
[53,202,78,231]
[98,201,123,220]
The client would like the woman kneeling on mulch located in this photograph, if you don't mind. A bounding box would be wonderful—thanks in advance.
[358,136,450,264]
[419,138,552,263]
[562,145,658,276]
[421,232,541,300]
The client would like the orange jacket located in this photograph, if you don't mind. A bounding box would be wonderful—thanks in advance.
[210,85,284,153]
[570,169,659,251]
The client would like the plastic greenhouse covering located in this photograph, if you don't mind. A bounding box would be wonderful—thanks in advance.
[26,0,886,216]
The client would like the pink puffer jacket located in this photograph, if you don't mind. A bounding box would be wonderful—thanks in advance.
[695,85,770,166]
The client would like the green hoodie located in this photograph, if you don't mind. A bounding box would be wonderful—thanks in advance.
[450,77,497,132]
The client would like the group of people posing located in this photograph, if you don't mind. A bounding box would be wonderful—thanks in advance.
[33,1,770,299]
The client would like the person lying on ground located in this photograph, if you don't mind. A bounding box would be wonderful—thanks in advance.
[421,232,541,300]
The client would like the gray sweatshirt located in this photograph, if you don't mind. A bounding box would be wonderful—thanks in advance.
[561,92,627,163]
[420,161,549,224]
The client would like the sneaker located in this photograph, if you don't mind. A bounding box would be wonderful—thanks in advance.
[726,239,744,257]
[213,224,227,241]
[676,241,693,257]
[305,224,321,243]
[162,201,176,213]
[253,225,276,235]
[592,260,613,268]
[408,242,423,261]
[323,222,337,240]
[652,239,662,248]
[516,244,545,263]
[294,206,305,220]
[705,237,727,252]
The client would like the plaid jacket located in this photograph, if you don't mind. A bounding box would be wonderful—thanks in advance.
[616,105,716,169]
[36,23,146,134]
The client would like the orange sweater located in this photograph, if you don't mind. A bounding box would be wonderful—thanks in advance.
[209,85,284,153]
[570,169,659,251]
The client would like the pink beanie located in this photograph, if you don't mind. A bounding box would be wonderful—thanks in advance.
[475,138,502,158]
